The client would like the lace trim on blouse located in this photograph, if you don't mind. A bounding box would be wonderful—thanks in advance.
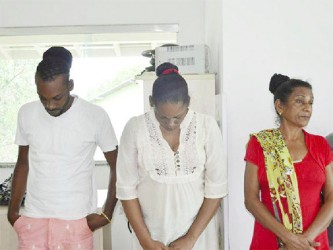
[144,111,201,180]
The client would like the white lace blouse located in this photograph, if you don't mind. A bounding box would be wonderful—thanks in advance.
[116,109,227,246]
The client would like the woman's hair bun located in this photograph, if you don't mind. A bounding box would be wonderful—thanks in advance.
[269,73,290,94]
[156,62,179,77]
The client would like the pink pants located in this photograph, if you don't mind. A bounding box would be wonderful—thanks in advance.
[13,216,93,250]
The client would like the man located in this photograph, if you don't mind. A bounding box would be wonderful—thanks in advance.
[7,47,118,249]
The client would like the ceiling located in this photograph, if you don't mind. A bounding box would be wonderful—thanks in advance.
[0,32,177,60]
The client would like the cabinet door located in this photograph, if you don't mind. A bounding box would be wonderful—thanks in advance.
[136,73,216,117]
[0,209,18,250]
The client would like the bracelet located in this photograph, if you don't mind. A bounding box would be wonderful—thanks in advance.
[101,212,111,223]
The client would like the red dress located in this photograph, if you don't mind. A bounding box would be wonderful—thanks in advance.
[245,130,332,250]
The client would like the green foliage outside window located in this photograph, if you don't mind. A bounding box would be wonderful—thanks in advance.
[0,60,38,162]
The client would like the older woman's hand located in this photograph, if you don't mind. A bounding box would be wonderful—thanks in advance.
[281,233,319,250]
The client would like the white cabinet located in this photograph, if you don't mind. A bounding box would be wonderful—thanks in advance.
[135,72,216,117]
[111,203,133,250]
[0,208,17,250]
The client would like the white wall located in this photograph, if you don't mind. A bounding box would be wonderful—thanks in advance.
[0,0,205,45]
[223,1,333,249]
[203,1,230,249]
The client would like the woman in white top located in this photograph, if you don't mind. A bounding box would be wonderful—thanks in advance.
[116,62,228,250]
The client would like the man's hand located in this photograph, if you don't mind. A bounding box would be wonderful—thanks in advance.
[86,213,109,231]
[7,213,21,226]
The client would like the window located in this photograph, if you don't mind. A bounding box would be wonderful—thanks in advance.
[0,27,177,162]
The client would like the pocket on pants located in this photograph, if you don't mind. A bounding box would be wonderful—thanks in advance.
[83,218,93,233]
[13,216,25,233]
[13,216,49,249]
[62,218,93,249]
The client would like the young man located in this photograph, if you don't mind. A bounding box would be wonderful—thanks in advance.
[7,47,118,249]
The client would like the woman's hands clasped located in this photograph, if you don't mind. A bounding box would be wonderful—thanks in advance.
[168,234,196,250]
[140,233,196,250]
[141,239,169,250]
[280,233,320,250]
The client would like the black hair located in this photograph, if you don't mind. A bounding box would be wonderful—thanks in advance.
[269,73,312,119]
[151,62,190,106]
[269,73,312,104]
[35,57,70,82]
[43,46,73,68]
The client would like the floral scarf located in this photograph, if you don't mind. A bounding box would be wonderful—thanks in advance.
[252,129,303,234]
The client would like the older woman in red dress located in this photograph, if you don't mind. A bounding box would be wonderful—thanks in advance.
[244,74,333,249]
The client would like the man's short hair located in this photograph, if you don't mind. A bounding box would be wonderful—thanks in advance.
[36,57,70,81]
[43,46,73,68]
